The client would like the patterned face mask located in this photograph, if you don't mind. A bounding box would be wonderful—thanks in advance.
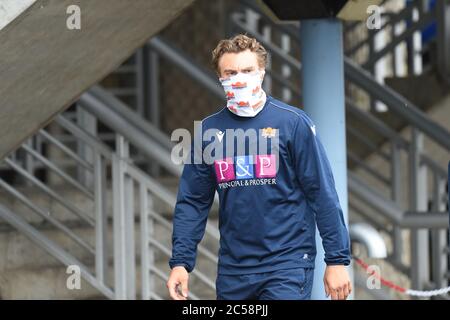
[220,71,267,117]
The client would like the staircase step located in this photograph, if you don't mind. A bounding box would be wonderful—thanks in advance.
[0,241,217,299]
[384,70,450,111]
[0,264,102,299]
[0,204,219,298]
[0,175,188,226]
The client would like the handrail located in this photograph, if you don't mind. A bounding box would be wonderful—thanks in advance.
[349,201,390,233]
[0,177,95,254]
[89,86,175,151]
[78,90,183,177]
[56,115,113,159]
[39,129,93,171]
[347,126,390,161]
[124,161,220,240]
[348,174,446,229]
[349,223,387,259]
[348,172,404,224]
[20,143,94,200]
[148,37,224,99]
[348,151,390,185]
[347,100,448,179]
[4,158,96,226]
[346,100,408,148]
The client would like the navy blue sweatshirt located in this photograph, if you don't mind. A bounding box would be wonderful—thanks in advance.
[169,95,351,275]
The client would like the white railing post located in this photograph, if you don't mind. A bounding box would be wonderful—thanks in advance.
[410,2,423,75]
[391,141,403,266]
[148,48,161,177]
[113,135,136,299]
[140,184,154,300]
[409,128,430,291]
[94,153,108,285]
[76,104,97,189]
[373,12,388,112]
[24,137,35,187]
[431,173,448,289]
[112,153,126,299]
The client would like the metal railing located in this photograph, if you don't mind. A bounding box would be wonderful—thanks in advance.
[0,115,114,298]
[0,88,221,299]
[107,135,218,299]
[346,0,430,74]
[77,89,221,299]
[344,0,450,83]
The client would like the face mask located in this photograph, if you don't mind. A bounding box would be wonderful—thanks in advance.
[220,71,267,117]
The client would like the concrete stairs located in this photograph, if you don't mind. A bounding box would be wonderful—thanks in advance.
[0,176,218,299]
[347,69,450,171]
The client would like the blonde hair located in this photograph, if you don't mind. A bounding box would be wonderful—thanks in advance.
[212,34,268,74]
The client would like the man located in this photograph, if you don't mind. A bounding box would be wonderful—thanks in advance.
[167,34,352,300]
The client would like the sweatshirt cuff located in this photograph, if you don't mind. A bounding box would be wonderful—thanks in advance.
[169,261,193,273]
[325,258,351,266]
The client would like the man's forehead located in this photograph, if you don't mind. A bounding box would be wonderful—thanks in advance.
[219,51,259,68]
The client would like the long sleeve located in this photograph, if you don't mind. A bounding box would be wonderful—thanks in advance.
[168,136,216,273]
[291,113,351,266]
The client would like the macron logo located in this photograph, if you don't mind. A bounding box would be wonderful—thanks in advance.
[216,130,224,142]
[310,125,316,136]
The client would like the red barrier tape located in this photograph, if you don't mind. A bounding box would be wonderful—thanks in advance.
[354,257,406,293]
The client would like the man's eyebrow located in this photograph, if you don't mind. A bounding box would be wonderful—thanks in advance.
[223,66,255,73]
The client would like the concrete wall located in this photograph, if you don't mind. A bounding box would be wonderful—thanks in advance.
[0,0,36,30]
[0,0,195,160]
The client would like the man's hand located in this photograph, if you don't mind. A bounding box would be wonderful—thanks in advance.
[324,265,352,300]
[167,266,189,300]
